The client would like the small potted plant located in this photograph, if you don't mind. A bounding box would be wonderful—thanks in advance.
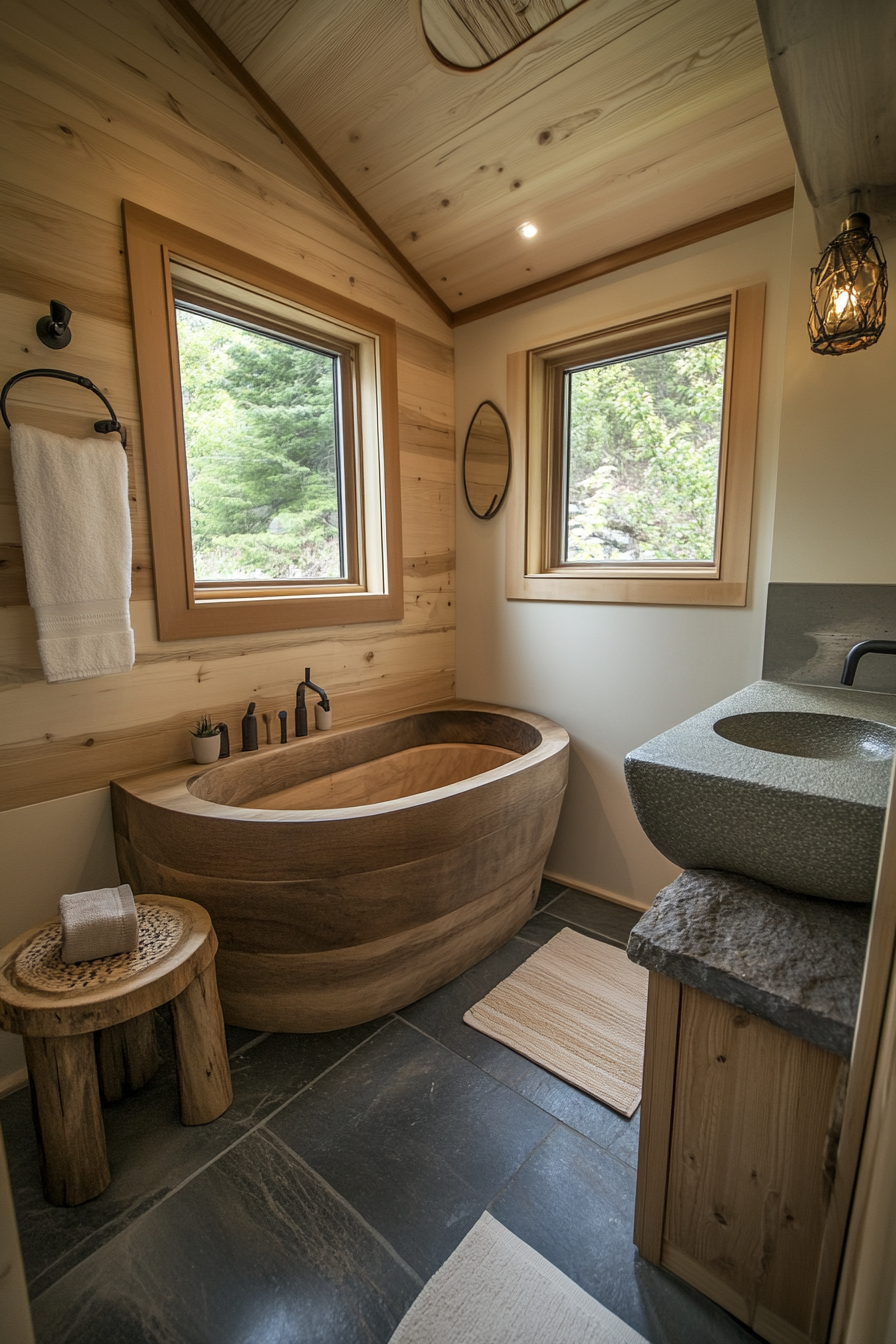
[190,715,221,764]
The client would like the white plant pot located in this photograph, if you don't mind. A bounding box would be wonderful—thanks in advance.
[191,734,221,764]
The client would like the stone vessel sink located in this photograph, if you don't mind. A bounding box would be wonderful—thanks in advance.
[625,681,896,902]
[713,711,896,762]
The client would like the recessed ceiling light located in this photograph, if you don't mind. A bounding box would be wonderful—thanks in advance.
[517,222,538,239]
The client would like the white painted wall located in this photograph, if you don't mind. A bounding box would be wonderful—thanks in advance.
[0,789,119,1086]
[455,211,793,907]
[771,189,896,583]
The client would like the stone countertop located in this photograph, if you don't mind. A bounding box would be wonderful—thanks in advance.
[627,869,871,1058]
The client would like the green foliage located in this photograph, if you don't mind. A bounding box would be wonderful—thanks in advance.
[566,337,726,562]
[175,308,342,580]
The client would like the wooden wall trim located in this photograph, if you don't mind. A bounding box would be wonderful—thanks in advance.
[825,779,896,1338]
[156,0,454,329]
[454,190,795,326]
[633,970,681,1262]
[0,672,456,812]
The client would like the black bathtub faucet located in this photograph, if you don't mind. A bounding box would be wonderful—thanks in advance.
[841,640,896,686]
[295,667,330,738]
[241,702,258,752]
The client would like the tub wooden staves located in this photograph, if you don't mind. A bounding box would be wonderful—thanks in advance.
[112,702,569,1032]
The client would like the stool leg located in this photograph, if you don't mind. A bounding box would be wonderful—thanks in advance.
[96,1012,160,1104]
[23,1034,110,1206]
[170,964,233,1125]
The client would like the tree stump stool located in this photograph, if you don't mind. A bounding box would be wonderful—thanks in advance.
[0,895,233,1207]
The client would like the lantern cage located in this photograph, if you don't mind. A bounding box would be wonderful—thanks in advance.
[809,213,887,355]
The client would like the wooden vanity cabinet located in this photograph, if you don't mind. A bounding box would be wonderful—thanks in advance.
[635,971,848,1344]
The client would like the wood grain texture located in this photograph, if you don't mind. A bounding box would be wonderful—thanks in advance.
[454,191,793,324]
[756,0,896,241]
[0,0,455,811]
[420,0,584,69]
[826,783,896,1340]
[169,963,232,1123]
[112,702,569,1031]
[634,971,681,1262]
[23,1032,110,1206]
[234,0,793,309]
[0,896,217,1036]
[191,0,295,61]
[156,0,453,324]
[248,742,519,809]
[95,1012,160,1104]
[662,986,845,1338]
[215,858,549,1032]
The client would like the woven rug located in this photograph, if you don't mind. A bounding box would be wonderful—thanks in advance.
[463,927,649,1116]
[389,1212,647,1344]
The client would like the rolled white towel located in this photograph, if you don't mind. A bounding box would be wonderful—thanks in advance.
[59,884,139,964]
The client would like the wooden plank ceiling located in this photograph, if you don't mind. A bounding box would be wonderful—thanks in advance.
[189,0,794,314]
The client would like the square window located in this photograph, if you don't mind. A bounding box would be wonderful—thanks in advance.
[123,203,402,639]
[506,286,765,606]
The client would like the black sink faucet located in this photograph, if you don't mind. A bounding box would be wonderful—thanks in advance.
[841,640,896,685]
[295,667,331,737]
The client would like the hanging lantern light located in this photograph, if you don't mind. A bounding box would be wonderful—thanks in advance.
[808,213,887,355]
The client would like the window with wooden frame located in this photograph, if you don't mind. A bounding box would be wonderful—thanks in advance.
[122,202,402,639]
[506,284,765,606]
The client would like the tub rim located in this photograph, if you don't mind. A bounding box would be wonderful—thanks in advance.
[113,700,569,826]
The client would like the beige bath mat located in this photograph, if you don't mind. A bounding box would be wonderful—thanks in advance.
[389,1212,647,1344]
[463,927,649,1116]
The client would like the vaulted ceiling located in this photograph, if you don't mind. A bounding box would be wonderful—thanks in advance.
[185,0,795,317]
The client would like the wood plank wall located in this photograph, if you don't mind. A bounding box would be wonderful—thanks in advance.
[0,0,455,812]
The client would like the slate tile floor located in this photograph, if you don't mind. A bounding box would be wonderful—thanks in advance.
[0,881,760,1344]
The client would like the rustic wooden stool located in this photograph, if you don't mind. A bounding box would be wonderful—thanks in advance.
[0,895,233,1207]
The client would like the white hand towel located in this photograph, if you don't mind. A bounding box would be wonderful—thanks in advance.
[59,884,139,964]
[10,422,135,682]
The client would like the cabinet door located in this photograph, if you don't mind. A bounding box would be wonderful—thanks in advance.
[663,985,845,1343]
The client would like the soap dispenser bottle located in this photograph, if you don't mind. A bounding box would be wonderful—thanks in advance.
[241,702,258,752]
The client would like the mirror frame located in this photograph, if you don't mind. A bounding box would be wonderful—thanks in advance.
[463,399,512,520]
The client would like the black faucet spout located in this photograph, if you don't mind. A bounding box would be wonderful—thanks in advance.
[303,666,330,713]
[841,639,896,685]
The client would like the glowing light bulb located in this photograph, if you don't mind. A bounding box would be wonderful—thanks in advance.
[517,222,538,239]
[833,286,856,316]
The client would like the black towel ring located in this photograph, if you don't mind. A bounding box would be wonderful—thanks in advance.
[0,368,127,449]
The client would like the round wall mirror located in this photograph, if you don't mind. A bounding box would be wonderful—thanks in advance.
[463,401,511,519]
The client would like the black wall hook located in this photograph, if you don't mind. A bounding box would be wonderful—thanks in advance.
[0,369,127,448]
[36,300,72,350]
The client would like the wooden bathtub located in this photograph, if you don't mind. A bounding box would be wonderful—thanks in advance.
[112,703,569,1032]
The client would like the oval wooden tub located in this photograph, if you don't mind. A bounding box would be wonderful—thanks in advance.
[112,703,568,1032]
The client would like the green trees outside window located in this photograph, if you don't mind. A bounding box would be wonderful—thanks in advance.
[175,306,343,582]
[564,335,727,564]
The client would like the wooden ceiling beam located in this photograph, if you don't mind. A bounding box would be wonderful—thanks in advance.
[452,189,795,326]
[156,0,454,327]
[756,0,896,243]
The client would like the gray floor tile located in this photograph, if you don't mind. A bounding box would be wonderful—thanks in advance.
[549,890,645,945]
[30,1127,419,1344]
[490,1123,757,1344]
[2,1011,388,1295]
[398,935,641,1158]
[268,1017,556,1279]
[515,910,606,947]
[536,877,567,909]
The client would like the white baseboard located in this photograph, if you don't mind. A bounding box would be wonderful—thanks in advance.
[0,1068,28,1100]
[543,869,650,913]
